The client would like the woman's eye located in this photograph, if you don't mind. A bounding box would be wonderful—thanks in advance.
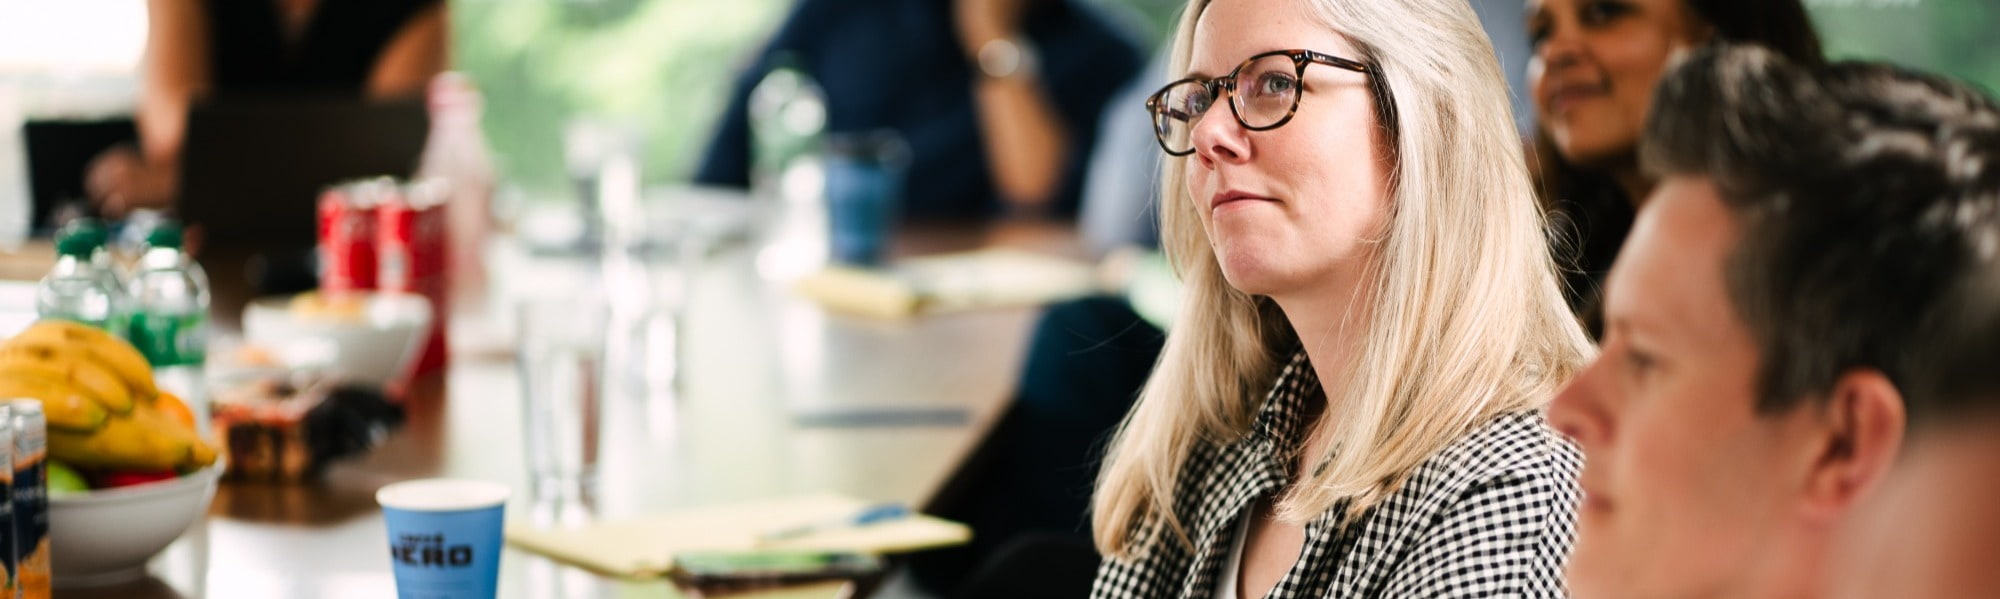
[1255,73,1297,97]
[1180,95,1210,118]
[1580,0,1632,26]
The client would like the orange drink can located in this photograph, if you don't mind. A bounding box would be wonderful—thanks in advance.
[10,401,46,599]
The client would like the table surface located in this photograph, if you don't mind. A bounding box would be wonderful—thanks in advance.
[28,221,1084,599]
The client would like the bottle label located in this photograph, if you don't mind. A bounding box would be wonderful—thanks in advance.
[0,468,13,590]
[127,312,209,367]
[14,452,45,599]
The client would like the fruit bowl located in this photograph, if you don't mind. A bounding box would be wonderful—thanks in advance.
[242,292,433,387]
[49,462,221,588]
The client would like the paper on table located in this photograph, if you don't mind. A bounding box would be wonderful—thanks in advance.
[792,248,1099,319]
[504,494,971,579]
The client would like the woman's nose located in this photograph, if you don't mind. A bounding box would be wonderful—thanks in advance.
[1189,100,1250,168]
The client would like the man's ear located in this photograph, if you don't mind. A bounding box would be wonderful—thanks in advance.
[1801,368,1907,521]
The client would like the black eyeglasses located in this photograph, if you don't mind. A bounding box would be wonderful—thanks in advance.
[1145,49,1372,156]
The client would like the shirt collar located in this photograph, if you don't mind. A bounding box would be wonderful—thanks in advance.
[1250,349,1319,448]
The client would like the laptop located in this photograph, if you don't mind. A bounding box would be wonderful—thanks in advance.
[176,96,430,249]
[22,118,138,235]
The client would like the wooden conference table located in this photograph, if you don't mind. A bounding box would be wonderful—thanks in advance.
[27,221,1084,599]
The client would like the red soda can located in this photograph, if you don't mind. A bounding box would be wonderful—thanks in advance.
[379,181,452,380]
[317,181,382,293]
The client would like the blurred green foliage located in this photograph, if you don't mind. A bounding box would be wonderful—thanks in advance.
[450,0,1183,193]
[1810,0,1999,97]
[451,0,789,190]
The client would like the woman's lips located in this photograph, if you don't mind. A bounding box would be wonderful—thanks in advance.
[1210,191,1278,211]
[1545,81,1610,116]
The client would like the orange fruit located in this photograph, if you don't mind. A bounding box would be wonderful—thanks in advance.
[157,391,196,430]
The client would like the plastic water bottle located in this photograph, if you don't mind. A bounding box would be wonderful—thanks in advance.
[749,55,832,280]
[748,53,828,193]
[59,218,126,300]
[126,222,211,431]
[416,72,496,307]
[35,226,122,331]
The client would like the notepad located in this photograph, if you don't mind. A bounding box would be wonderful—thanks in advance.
[792,248,1100,318]
[504,494,972,579]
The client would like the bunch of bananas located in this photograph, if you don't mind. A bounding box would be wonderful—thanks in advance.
[0,320,214,472]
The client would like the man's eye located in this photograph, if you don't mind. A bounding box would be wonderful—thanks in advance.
[1625,349,1657,380]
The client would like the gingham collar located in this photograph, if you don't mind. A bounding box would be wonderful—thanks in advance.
[1249,349,1318,448]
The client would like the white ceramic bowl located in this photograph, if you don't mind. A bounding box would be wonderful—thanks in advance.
[242,292,434,387]
[50,463,222,587]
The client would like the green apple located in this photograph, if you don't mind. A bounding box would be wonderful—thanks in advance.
[48,461,89,497]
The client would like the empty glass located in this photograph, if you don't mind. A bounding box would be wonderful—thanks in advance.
[516,299,607,506]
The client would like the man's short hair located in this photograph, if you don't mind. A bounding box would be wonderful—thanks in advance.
[1639,43,2000,419]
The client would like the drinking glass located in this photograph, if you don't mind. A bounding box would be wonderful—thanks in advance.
[516,299,607,505]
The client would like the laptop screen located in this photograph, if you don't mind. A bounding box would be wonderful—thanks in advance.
[176,96,429,249]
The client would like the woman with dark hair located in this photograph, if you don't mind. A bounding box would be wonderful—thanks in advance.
[1526,0,1823,335]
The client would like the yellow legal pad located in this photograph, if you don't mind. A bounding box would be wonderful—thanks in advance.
[793,248,1101,319]
[504,494,972,579]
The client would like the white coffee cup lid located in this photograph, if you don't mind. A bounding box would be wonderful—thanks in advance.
[377,479,511,512]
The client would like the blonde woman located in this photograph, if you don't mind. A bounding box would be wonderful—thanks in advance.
[1090,0,1593,596]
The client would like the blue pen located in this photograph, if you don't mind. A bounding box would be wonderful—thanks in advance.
[759,503,911,542]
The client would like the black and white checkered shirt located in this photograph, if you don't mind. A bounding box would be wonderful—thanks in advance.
[1093,350,1582,598]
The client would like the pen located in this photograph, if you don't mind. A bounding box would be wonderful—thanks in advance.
[759,503,910,543]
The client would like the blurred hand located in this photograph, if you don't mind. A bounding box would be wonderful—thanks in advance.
[85,145,176,218]
[954,0,1033,58]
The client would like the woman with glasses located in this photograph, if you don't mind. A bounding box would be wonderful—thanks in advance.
[1090,0,1591,596]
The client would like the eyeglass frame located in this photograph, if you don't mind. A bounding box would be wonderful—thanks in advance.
[1144,48,1375,156]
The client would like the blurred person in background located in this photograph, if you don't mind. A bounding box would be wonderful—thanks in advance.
[1525,0,1820,335]
[1091,0,1594,595]
[908,49,1170,598]
[694,0,1142,221]
[1550,45,2000,599]
[86,0,448,217]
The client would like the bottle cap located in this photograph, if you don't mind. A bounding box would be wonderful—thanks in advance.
[146,222,185,250]
[56,218,107,252]
[55,229,98,257]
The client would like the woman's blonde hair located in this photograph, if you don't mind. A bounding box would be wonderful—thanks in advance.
[1092,0,1594,556]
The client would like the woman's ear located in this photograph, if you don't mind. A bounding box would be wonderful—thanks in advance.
[1800,368,1906,522]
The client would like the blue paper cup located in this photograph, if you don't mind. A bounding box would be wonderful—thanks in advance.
[377,479,511,599]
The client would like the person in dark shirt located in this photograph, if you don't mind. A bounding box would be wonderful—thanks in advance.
[87,0,447,217]
[695,0,1142,221]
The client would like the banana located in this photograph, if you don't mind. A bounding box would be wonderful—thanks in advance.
[4,320,216,473]
[0,375,107,433]
[133,396,216,469]
[49,399,214,472]
[8,320,157,402]
[0,342,135,414]
[51,418,183,471]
